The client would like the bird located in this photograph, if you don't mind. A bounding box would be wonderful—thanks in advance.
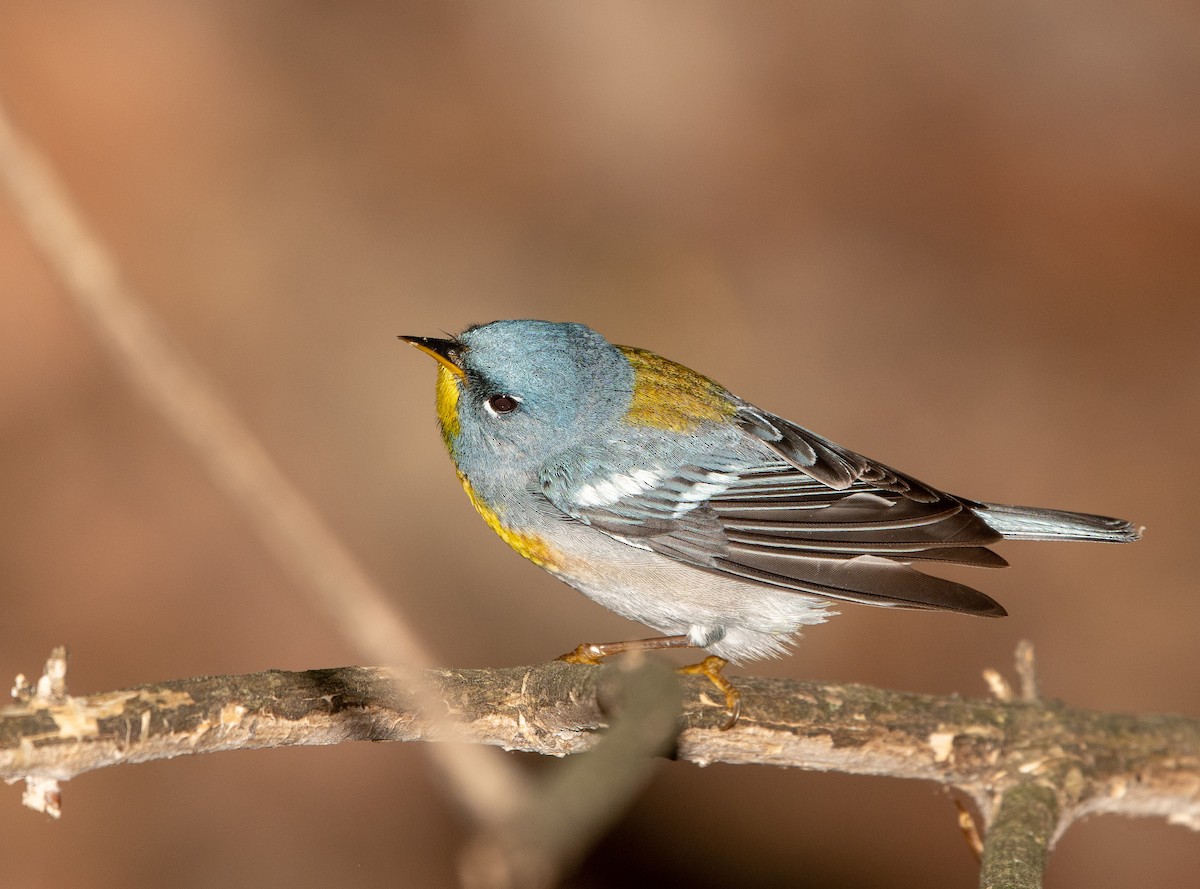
[401,320,1140,725]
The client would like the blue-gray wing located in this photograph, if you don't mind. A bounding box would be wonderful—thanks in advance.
[539,413,1007,616]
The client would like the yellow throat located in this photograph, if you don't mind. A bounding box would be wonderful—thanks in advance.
[433,364,563,571]
[434,364,461,446]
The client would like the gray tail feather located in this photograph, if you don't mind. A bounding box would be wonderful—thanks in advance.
[973,502,1142,543]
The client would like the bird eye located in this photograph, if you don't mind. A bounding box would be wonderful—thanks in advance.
[486,393,520,415]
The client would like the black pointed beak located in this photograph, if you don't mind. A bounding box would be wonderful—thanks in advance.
[398,335,467,377]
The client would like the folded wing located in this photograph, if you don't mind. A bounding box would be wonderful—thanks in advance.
[540,414,1009,617]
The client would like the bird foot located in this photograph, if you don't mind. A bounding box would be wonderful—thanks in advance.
[556,638,740,728]
[677,655,742,730]
[557,643,609,666]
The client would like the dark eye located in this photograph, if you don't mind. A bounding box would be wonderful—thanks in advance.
[486,393,520,415]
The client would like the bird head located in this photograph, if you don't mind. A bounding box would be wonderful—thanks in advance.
[401,320,633,472]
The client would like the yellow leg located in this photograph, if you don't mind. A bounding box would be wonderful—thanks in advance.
[556,634,692,665]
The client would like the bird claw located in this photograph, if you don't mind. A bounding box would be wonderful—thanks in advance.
[556,638,740,728]
[678,655,742,730]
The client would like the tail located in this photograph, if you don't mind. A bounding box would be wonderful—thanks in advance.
[973,502,1142,543]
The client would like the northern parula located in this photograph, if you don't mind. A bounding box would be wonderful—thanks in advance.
[402,320,1139,717]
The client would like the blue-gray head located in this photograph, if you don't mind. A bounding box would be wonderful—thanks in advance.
[401,320,633,471]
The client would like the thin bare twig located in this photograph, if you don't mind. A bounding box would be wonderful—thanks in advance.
[1015,640,1040,703]
[983,669,1014,703]
[979,783,1058,889]
[0,96,524,824]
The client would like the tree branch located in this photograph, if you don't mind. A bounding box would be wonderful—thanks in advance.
[4,658,1197,838]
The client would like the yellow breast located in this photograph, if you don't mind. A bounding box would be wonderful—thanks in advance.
[458,472,565,571]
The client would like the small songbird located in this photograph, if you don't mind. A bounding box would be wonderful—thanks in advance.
[402,320,1139,723]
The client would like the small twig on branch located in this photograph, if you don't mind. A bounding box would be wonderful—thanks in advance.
[979,783,1058,889]
[8,647,71,817]
[983,668,1014,703]
[1014,640,1040,703]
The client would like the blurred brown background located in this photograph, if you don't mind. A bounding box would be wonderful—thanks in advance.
[1,3,1197,887]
